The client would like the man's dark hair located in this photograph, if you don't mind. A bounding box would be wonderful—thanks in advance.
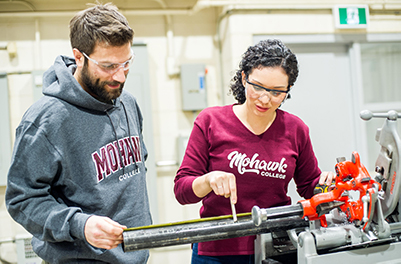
[69,3,134,55]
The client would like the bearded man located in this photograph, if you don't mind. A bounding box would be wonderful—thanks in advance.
[6,3,152,263]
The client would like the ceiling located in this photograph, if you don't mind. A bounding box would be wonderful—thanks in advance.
[0,0,200,12]
[1,0,400,17]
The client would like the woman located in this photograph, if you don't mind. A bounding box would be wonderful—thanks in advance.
[174,39,334,263]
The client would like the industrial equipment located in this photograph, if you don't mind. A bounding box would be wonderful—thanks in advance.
[123,110,401,264]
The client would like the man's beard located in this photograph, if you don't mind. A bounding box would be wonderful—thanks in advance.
[81,64,125,104]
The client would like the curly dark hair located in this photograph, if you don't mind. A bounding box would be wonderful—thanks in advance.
[229,39,299,104]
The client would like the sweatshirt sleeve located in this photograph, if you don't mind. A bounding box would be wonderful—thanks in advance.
[293,126,321,199]
[6,121,90,242]
[174,116,210,205]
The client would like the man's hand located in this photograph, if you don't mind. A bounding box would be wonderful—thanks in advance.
[84,215,127,250]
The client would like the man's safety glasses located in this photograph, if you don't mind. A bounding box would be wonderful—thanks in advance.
[81,50,135,75]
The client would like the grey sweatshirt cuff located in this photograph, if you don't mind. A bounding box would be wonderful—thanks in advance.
[70,212,91,240]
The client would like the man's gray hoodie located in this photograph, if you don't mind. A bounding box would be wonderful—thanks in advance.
[6,55,152,263]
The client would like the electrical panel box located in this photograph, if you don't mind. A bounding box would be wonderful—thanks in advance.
[180,64,207,111]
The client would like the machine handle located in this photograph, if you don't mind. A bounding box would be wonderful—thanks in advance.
[360,110,401,121]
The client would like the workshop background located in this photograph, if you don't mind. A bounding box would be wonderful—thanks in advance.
[1,0,401,263]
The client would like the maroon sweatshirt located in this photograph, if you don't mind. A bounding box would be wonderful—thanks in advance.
[174,105,321,256]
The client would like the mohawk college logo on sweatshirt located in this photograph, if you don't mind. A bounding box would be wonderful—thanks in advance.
[91,136,142,182]
[227,150,287,179]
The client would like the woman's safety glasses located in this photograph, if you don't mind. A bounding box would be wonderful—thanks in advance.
[245,77,290,101]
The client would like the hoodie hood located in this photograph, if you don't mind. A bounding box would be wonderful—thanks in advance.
[42,55,119,112]
[42,55,138,171]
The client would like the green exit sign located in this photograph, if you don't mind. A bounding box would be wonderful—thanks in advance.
[333,5,369,28]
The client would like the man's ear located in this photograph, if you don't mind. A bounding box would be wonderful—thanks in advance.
[72,48,84,69]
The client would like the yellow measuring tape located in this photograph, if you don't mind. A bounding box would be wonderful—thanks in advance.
[124,212,252,231]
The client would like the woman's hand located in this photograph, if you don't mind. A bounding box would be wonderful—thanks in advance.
[192,171,237,204]
[318,171,336,186]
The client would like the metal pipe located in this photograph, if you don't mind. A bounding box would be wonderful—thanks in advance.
[123,205,307,252]
[0,237,15,244]
[252,204,304,226]
[0,9,192,18]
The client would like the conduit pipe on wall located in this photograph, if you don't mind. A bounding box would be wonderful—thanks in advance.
[1,0,401,18]
[166,26,180,77]
[0,9,191,18]
[0,0,35,11]
[34,18,42,70]
[153,0,180,77]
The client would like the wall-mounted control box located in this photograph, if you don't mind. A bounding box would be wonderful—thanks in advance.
[180,64,207,111]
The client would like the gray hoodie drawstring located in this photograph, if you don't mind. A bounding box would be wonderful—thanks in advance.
[105,110,127,174]
[121,100,139,171]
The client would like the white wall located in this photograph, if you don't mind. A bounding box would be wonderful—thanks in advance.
[1,1,401,263]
